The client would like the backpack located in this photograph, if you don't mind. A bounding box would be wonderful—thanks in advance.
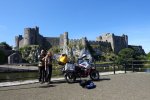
[79,80,87,88]
[79,80,96,89]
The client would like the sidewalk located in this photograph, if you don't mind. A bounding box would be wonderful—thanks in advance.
[0,71,128,87]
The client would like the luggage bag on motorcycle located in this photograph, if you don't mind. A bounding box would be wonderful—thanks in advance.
[65,63,75,71]
[58,54,68,65]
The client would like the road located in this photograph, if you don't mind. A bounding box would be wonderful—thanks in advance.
[0,72,150,100]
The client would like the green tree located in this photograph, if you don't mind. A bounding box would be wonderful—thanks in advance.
[0,42,12,50]
[19,45,40,63]
[116,48,134,65]
[49,46,60,54]
[146,52,150,60]
[145,52,150,64]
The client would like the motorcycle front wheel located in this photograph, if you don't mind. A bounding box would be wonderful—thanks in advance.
[65,71,76,83]
[90,70,100,81]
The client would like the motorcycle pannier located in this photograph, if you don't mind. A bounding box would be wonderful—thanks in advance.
[58,54,68,65]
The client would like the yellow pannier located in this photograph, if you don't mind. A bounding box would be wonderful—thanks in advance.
[58,54,68,65]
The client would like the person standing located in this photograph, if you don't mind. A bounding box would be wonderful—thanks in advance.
[45,51,53,84]
[38,50,46,83]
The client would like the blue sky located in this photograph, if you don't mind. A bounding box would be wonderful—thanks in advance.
[0,0,150,53]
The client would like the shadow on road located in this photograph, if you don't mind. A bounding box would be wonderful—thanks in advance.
[39,84,56,88]
[99,77,111,81]
[52,80,67,84]
[92,77,111,82]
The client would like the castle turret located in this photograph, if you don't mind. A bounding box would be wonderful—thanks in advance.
[82,37,87,47]
[64,32,68,46]
[24,26,38,46]
[24,28,31,46]
[35,26,39,33]
[15,35,23,49]
[123,34,128,48]
[63,32,69,54]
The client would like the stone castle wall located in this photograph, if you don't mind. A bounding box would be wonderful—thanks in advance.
[15,26,61,49]
[15,26,144,55]
[113,35,128,53]
[15,27,128,54]
[45,37,60,47]
[24,27,39,46]
[16,26,40,48]
[96,33,128,53]
[88,40,112,54]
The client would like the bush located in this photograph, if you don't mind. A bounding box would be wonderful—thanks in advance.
[0,42,12,50]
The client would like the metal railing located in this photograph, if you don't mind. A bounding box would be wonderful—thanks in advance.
[0,60,150,82]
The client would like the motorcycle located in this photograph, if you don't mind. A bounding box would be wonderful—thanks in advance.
[63,58,100,83]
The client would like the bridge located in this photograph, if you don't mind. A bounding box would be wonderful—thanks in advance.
[0,72,149,100]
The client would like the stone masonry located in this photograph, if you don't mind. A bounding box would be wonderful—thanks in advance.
[15,26,145,54]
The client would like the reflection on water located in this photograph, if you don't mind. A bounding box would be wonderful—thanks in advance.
[0,69,63,82]
[145,68,150,73]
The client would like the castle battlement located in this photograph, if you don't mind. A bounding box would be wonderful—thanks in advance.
[15,26,145,54]
[69,39,82,42]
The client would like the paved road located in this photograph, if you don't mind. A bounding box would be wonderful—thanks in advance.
[0,72,150,100]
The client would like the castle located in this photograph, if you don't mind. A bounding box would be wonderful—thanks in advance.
[15,26,145,54]
[96,33,128,53]
[15,26,61,49]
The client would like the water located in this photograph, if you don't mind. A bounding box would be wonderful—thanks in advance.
[0,69,63,82]
[0,71,38,82]
[145,68,150,73]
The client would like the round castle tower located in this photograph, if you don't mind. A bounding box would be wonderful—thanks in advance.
[24,28,32,46]
[23,27,39,46]
[63,32,68,46]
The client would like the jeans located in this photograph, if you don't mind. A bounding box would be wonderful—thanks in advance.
[38,67,45,82]
[45,64,52,82]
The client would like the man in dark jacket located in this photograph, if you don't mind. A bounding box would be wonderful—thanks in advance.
[38,50,46,83]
